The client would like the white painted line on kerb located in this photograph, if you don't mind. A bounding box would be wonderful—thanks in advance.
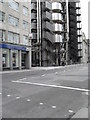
[12,80,90,92]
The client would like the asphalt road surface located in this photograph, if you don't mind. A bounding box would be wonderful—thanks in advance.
[1,64,89,118]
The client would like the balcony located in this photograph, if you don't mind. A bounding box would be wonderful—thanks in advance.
[54,34,63,43]
[52,2,62,12]
[77,30,82,37]
[78,43,82,50]
[31,13,37,20]
[45,1,52,11]
[78,51,82,57]
[76,2,81,9]
[76,9,81,16]
[77,23,82,29]
[53,23,64,33]
[32,33,37,40]
[31,23,37,30]
[78,37,82,43]
[77,16,81,23]
[52,13,63,23]
[31,2,37,11]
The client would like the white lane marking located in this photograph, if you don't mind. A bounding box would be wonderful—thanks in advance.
[40,103,43,105]
[19,78,27,81]
[0,93,2,95]
[7,95,11,97]
[82,92,89,95]
[27,99,31,102]
[12,80,90,92]
[69,110,74,113]
[41,74,45,77]
[52,106,56,109]
[55,72,58,74]
[16,96,20,99]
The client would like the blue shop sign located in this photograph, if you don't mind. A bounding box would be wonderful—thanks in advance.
[0,43,26,51]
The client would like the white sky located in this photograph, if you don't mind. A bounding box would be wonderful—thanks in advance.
[81,0,89,39]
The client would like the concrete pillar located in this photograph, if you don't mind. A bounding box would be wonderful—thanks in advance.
[26,48,31,69]
[0,48,2,71]
[9,49,13,70]
[18,50,21,70]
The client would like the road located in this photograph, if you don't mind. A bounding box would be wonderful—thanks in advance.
[1,64,89,118]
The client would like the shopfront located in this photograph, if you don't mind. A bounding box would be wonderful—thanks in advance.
[0,43,31,70]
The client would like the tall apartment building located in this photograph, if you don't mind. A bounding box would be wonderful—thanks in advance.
[31,1,55,67]
[52,1,67,66]
[68,2,82,63]
[0,0,31,70]
[31,0,82,66]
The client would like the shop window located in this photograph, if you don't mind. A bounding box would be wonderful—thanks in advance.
[12,53,16,67]
[2,54,7,67]
[0,11,5,22]
[0,30,6,42]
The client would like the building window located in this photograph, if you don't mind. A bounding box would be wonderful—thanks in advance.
[9,15,19,27]
[0,11,5,22]
[9,0,19,11]
[8,32,19,44]
[0,0,5,3]
[2,49,9,68]
[0,30,6,42]
[23,20,28,30]
[23,6,28,16]
[23,35,28,45]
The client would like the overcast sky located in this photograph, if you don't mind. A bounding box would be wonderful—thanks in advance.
[81,0,89,39]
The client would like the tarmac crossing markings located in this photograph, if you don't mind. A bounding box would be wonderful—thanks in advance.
[12,80,90,92]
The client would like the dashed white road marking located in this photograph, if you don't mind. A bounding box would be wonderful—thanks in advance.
[55,72,58,74]
[41,74,45,77]
[40,103,43,105]
[19,78,27,81]
[16,96,20,99]
[0,93,2,95]
[52,106,56,109]
[7,95,11,97]
[12,80,90,92]
[82,92,89,95]
[27,99,31,102]
[69,110,74,113]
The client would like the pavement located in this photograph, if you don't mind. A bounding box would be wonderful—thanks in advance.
[1,63,89,118]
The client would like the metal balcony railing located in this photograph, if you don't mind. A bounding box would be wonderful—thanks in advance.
[78,44,82,50]
[52,2,62,12]
[31,13,37,20]
[32,33,37,40]
[76,2,81,9]
[78,37,82,43]
[31,23,37,30]
[31,3,37,10]
[52,13,63,22]
[53,23,63,32]
[54,34,63,43]
[78,51,82,57]
[77,23,82,29]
